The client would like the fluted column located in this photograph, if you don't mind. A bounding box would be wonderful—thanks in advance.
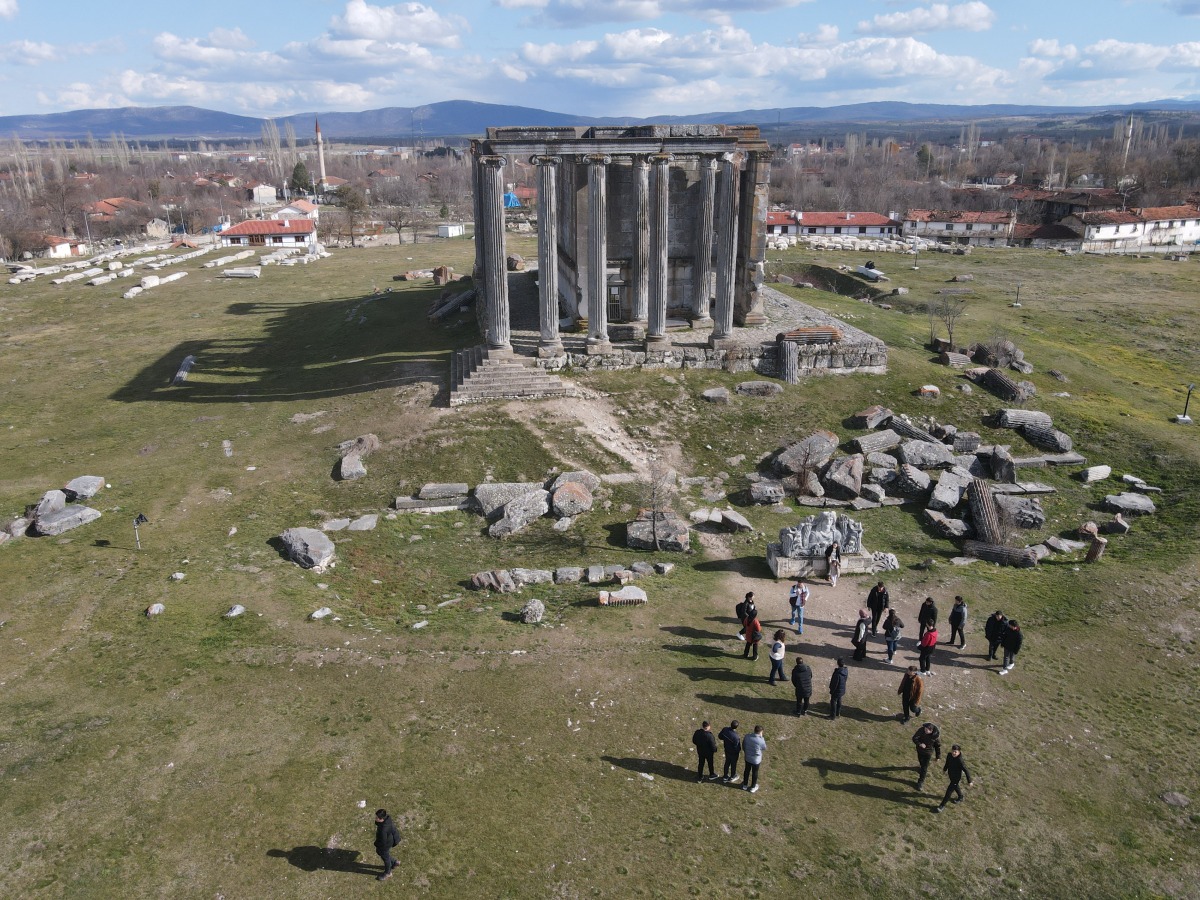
[630,156,649,326]
[586,154,612,353]
[710,152,740,347]
[692,155,717,326]
[647,152,673,345]
[478,155,511,352]
[470,144,483,280]
[533,155,563,356]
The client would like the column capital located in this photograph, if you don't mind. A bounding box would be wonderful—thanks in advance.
[650,152,675,165]
[479,155,507,169]
[586,154,612,167]
[700,155,719,171]
[631,154,651,169]
[530,154,562,167]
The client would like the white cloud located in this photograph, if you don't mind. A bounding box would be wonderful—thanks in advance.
[0,0,17,21]
[519,40,599,66]
[328,0,466,48]
[857,2,995,36]
[207,27,255,51]
[797,24,839,46]
[1028,38,1078,60]
[514,0,806,28]
[0,40,58,66]
[496,0,548,7]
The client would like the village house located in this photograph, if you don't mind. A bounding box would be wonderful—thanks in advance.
[902,209,1015,246]
[246,183,278,204]
[219,218,316,251]
[1062,205,1200,253]
[35,234,89,258]
[271,198,319,221]
[767,210,900,238]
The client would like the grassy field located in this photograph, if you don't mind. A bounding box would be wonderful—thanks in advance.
[0,236,1198,899]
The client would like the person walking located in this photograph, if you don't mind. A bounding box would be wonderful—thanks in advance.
[882,609,904,664]
[948,596,968,648]
[866,581,890,634]
[692,721,719,781]
[717,720,742,783]
[828,658,849,720]
[767,630,787,684]
[852,609,871,661]
[897,665,924,724]
[373,809,401,881]
[789,578,810,634]
[741,725,766,793]
[911,722,942,791]
[918,625,938,676]
[917,597,939,640]
[934,744,974,812]
[791,656,813,716]
[735,592,757,640]
[742,613,763,661]
[999,619,1023,674]
[984,610,1008,661]
[825,541,842,586]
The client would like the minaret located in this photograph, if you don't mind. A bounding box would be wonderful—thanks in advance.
[316,117,327,192]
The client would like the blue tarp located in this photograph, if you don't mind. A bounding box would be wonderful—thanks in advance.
[503,192,522,208]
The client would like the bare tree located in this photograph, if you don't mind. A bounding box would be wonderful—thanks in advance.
[932,295,969,350]
[640,460,678,551]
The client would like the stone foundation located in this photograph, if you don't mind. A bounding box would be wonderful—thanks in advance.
[766,544,878,579]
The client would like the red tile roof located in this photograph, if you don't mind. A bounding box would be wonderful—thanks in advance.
[1071,210,1143,226]
[222,219,315,236]
[1136,205,1200,221]
[768,211,897,227]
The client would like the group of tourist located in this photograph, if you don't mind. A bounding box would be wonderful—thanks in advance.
[703,576,1019,809]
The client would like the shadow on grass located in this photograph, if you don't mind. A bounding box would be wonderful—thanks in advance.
[818,781,928,807]
[602,755,695,783]
[266,846,378,876]
[679,665,761,683]
[695,691,792,716]
[110,292,453,405]
[693,556,774,576]
[661,624,734,641]
[662,643,728,658]
[802,757,927,806]
[803,758,914,785]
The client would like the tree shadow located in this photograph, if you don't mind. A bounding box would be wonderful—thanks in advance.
[602,755,695,783]
[661,624,734,641]
[266,846,377,876]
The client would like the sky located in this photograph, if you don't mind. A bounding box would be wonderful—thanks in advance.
[1,0,1199,119]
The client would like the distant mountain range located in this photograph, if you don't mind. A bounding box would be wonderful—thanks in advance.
[2,98,1199,141]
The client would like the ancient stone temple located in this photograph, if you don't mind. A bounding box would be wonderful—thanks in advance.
[470,124,772,355]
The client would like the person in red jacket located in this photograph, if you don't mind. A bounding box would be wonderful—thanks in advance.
[742,615,763,661]
[918,625,938,676]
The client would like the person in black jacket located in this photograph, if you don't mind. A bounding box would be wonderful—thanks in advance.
[717,720,742,783]
[828,658,849,720]
[999,619,1024,673]
[692,721,719,781]
[947,596,967,648]
[911,722,941,791]
[984,610,1007,660]
[374,809,401,881]
[934,744,973,812]
[866,581,890,634]
[791,656,813,716]
[917,597,938,640]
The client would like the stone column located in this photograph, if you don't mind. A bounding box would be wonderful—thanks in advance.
[646,152,673,346]
[478,155,511,352]
[586,154,613,354]
[533,155,563,356]
[470,145,483,280]
[780,340,800,384]
[630,156,649,326]
[735,149,770,326]
[710,153,740,347]
[692,155,717,326]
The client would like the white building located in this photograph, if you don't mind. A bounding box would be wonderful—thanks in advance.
[437,223,465,238]
[1062,205,1200,253]
[902,209,1015,246]
[272,199,320,221]
[768,210,901,237]
[220,219,317,250]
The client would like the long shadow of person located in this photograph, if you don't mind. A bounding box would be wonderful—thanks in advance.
[266,846,378,876]
[819,780,929,807]
[802,758,913,786]
[601,755,696,782]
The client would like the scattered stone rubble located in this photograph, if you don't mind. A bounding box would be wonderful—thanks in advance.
[1,478,105,542]
[470,560,675,595]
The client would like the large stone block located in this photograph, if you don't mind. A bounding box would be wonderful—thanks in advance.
[928,469,971,512]
[280,527,336,571]
[33,505,101,536]
[822,454,864,499]
[775,430,840,475]
[474,482,545,519]
[897,439,955,469]
[552,482,593,518]
[549,470,602,493]
[64,476,105,500]
[489,489,551,538]
[627,514,690,552]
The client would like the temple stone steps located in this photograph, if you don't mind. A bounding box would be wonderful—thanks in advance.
[449,346,574,406]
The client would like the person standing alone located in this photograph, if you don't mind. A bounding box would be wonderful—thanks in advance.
[718,720,742,784]
[828,658,849,720]
[852,609,870,661]
[934,744,974,813]
[882,609,904,664]
[374,809,401,881]
[866,581,890,634]
[692,721,719,781]
[789,578,809,634]
[741,725,767,793]
[825,541,842,586]
[743,612,763,661]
